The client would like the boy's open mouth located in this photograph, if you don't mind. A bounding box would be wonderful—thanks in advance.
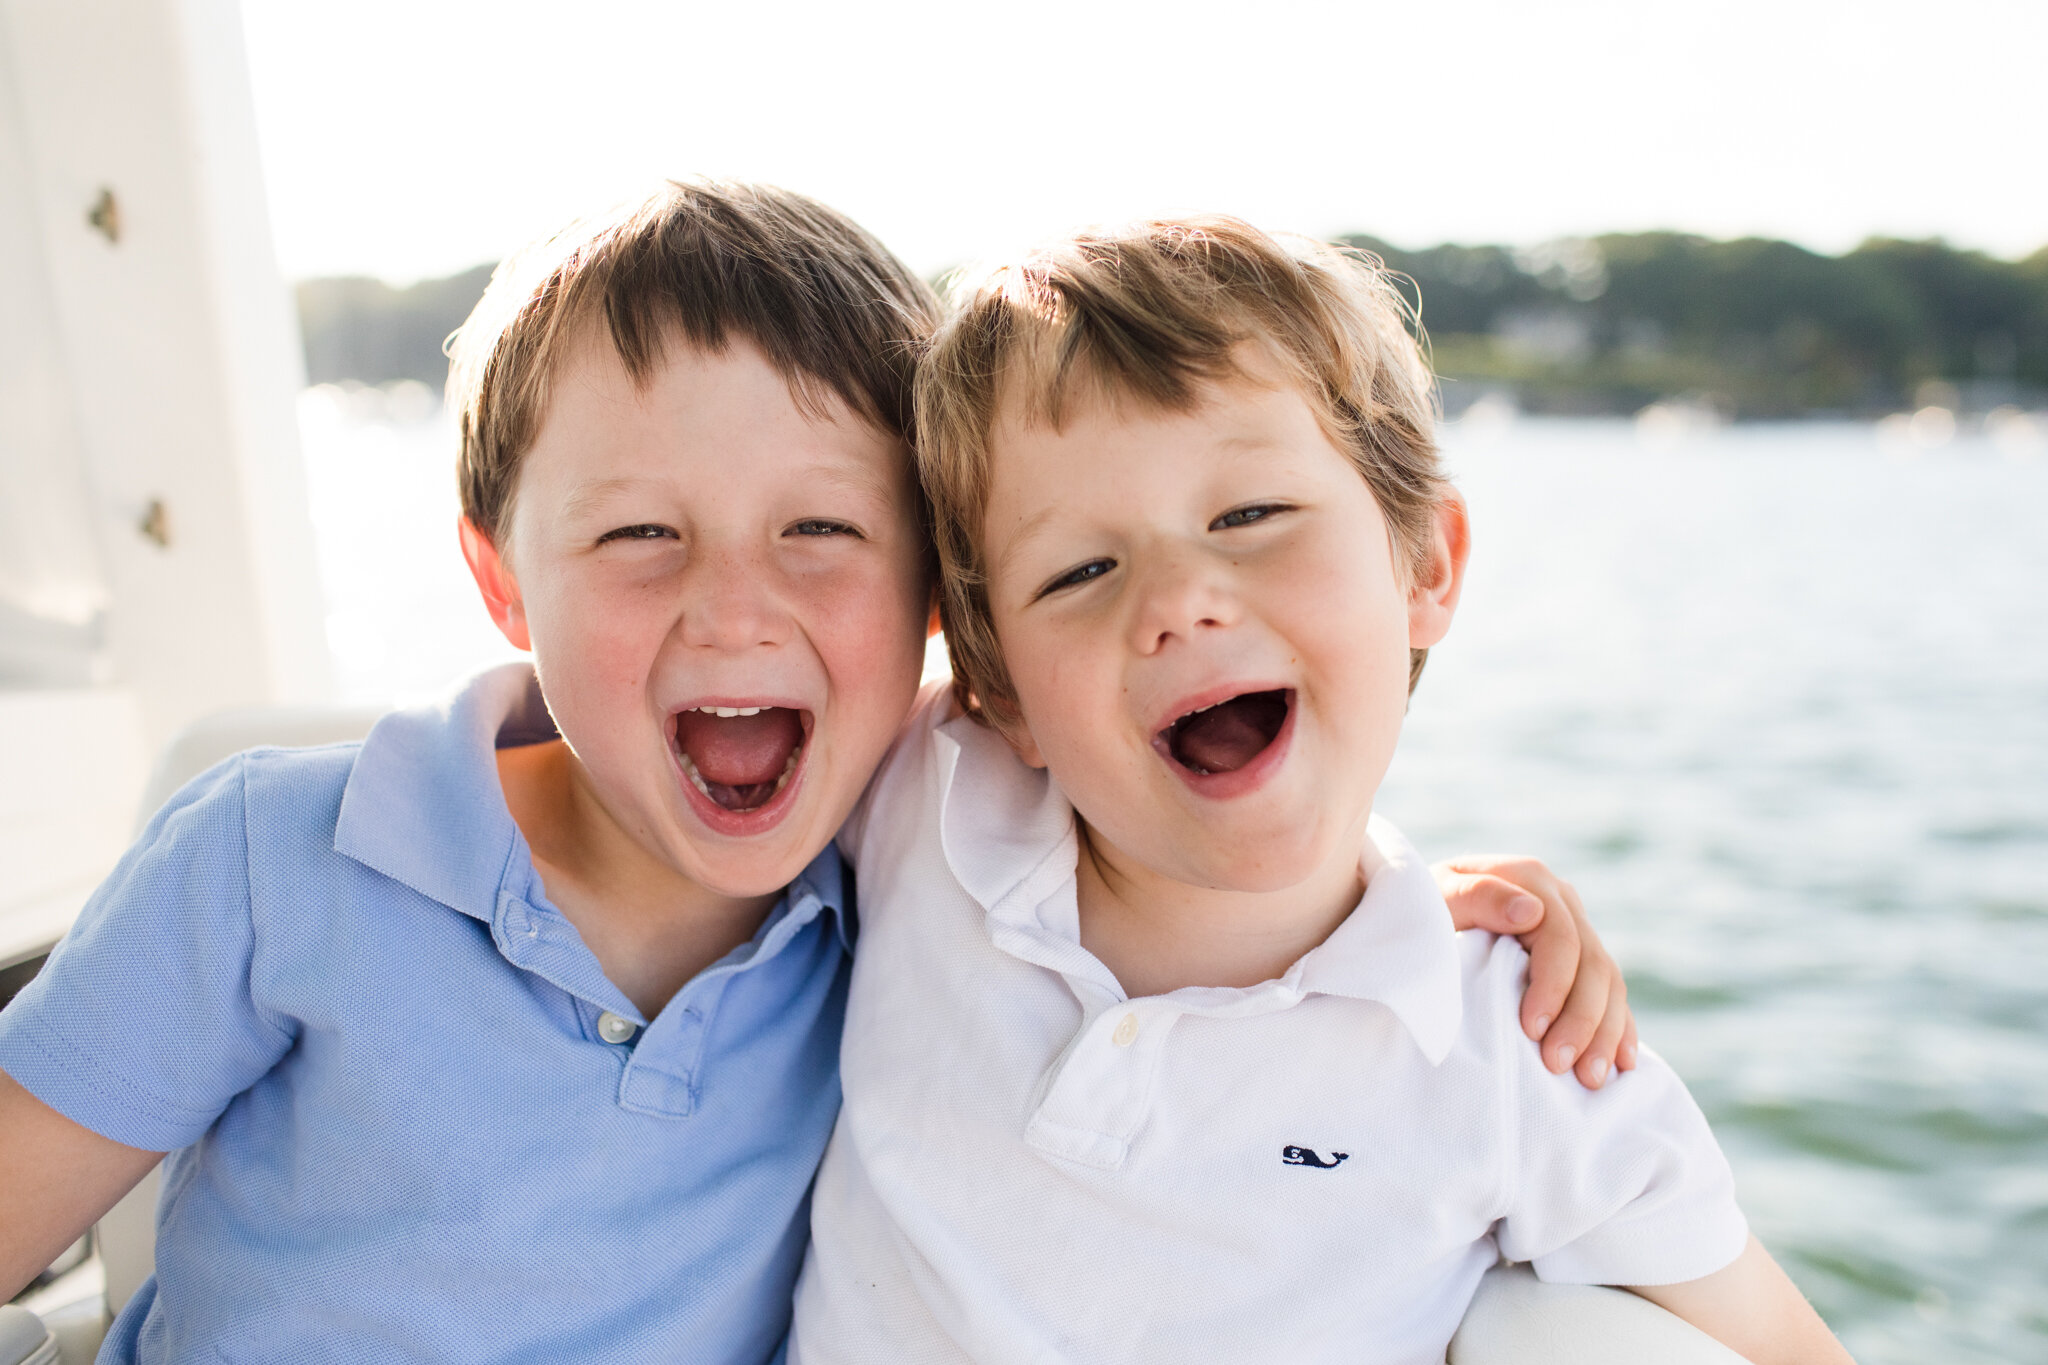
[1156,689,1292,776]
[671,706,809,812]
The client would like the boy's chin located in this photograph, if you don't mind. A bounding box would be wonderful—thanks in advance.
[645,775,829,894]
[670,834,820,901]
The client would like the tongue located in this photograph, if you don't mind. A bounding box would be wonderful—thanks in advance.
[1170,692,1288,775]
[675,708,803,792]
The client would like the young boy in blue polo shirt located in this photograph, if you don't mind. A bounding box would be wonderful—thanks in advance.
[0,182,1633,1362]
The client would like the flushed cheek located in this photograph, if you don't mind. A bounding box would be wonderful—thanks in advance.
[525,559,669,668]
[1275,551,1408,682]
[526,608,676,777]
[816,599,922,684]
[1293,679,1407,815]
[1033,657,1141,786]
[547,611,669,719]
[1026,640,1100,720]
[822,569,923,660]
[798,583,924,741]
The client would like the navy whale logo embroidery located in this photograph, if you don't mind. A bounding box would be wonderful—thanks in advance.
[1281,1145,1349,1168]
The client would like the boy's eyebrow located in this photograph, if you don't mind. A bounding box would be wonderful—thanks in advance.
[993,504,1063,582]
[558,462,898,525]
[795,460,897,505]
[560,477,648,521]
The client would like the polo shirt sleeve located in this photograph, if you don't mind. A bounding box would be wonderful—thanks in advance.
[1488,940,1749,1287]
[0,755,295,1152]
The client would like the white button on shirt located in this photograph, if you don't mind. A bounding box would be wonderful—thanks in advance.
[596,1011,638,1045]
[791,690,1748,1365]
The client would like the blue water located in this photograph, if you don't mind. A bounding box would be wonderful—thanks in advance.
[1387,419,2048,1362]
[303,397,2048,1361]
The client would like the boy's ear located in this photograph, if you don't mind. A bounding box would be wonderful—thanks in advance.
[458,516,532,651]
[1407,492,1470,651]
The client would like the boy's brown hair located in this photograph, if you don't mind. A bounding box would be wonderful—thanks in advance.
[914,215,1450,724]
[448,178,942,545]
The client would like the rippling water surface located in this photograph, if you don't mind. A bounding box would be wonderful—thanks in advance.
[1388,420,2048,1363]
[303,400,2048,1362]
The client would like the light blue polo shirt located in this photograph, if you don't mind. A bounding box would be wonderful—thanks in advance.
[0,665,852,1364]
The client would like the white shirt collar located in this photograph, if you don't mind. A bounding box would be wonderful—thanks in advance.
[1297,817,1464,1064]
[931,708,1464,1065]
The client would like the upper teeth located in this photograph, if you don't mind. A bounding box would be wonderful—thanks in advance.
[694,706,765,718]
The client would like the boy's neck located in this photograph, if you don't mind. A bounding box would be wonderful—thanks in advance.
[496,740,781,1019]
[1073,815,1373,1000]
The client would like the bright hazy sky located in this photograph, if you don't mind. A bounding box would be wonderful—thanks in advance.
[240,0,2045,284]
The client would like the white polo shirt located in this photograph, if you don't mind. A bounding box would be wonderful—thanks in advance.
[792,691,1747,1365]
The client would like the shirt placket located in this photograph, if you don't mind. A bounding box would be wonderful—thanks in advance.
[616,880,835,1118]
[1024,984,1182,1171]
[616,977,725,1116]
[489,881,828,1120]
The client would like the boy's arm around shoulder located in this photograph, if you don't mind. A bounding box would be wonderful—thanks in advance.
[0,755,299,1295]
[1436,853,1636,1088]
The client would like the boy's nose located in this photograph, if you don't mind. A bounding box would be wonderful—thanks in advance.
[678,548,791,651]
[1125,553,1238,656]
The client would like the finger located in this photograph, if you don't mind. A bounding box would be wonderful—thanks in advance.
[1556,876,1590,932]
[1574,974,1631,1089]
[1558,880,1636,1072]
[1542,941,1614,1076]
[1437,855,1557,900]
[1437,870,1544,935]
[1516,894,1582,1044]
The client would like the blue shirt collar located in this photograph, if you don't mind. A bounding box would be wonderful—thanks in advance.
[334,663,852,954]
[335,663,543,924]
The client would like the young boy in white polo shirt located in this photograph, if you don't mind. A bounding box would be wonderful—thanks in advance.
[790,219,1855,1363]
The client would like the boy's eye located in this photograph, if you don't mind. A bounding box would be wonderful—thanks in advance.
[1036,558,1115,599]
[596,524,677,545]
[788,519,862,538]
[1211,503,1289,531]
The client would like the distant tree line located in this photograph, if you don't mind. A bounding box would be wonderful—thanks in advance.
[296,235,2048,418]
[1348,232,2048,417]
[296,264,494,395]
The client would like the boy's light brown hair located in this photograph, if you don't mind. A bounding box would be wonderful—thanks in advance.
[914,215,1451,724]
[448,178,941,545]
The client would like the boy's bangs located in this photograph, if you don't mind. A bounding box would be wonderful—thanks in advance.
[984,249,1269,434]
[450,179,942,545]
[576,194,919,434]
